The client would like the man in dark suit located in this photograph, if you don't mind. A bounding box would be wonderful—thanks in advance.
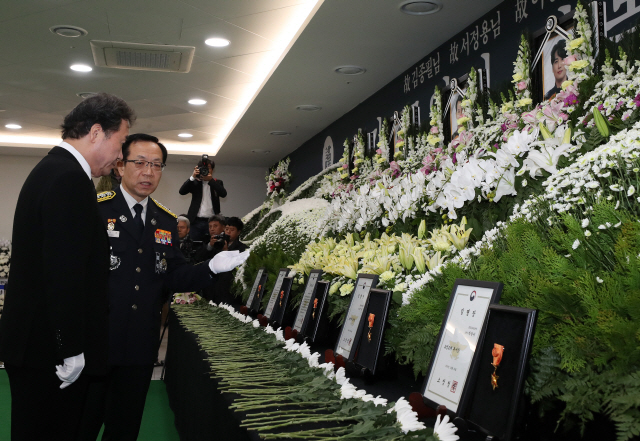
[78,134,248,440]
[179,157,227,242]
[0,93,135,441]
[192,214,227,264]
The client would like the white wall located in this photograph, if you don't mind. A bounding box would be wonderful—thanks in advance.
[0,153,267,241]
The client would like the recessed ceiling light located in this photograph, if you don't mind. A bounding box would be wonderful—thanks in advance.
[399,1,443,15]
[269,131,291,136]
[296,105,322,111]
[50,25,88,38]
[178,133,193,138]
[251,149,271,154]
[76,92,97,99]
[205,38,230,47]
[5,124,22,129]
[334,65,366,75]
[188,99,207,105]
[70,64,92,72]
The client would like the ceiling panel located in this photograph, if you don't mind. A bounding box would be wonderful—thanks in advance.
[225,3,313,41]
[179,0,311,21]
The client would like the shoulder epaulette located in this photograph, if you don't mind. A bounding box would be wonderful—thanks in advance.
[152,198,177,218]
[97,190,116,202]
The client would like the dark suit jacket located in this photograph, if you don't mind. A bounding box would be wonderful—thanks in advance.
[179,178,227,222]
[98,190,215,365]
[206,239,247,305]
[0,146,110,375]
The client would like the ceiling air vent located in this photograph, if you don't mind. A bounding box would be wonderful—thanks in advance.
[90,40,195,73]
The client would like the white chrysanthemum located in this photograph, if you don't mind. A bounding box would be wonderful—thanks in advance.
[581,219,590,228]
[596,277,604,283]
[572,239,580,250]
[433,414,460,441]
[387,397,426,434]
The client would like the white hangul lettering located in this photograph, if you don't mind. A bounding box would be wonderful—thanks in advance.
[450,42,459,64]
[470,25,479,50]
[481,20,491,44]
[433,53,440,75]
[425,58,433,78]
[461,32,470,56]
[492,11,501,39]
[412,67,419,89]
[418,63,427,83]
[404,75,411,94]
[516,0,528,23]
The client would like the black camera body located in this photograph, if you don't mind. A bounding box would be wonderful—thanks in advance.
[213,232,230,243]
[197,154,210,177]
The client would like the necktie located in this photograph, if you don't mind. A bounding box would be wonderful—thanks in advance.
[133,203,144,237]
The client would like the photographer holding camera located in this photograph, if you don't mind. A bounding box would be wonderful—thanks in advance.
[179,155,227,242]
[193,215,227,263]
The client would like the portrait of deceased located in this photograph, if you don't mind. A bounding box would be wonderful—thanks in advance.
[541,27,574,101]
[450,86,468,139]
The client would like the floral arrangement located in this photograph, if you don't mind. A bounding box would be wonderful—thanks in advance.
[232,3,640,437]
[0,240,9,320]
[172,292,201,305]
[173,301,459,440]
[373,118,391,169]
[266,157,291,199]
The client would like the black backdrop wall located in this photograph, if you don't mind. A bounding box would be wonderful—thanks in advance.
[281,0,640,190]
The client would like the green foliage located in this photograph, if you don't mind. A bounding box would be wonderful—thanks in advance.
[390,200,640,438]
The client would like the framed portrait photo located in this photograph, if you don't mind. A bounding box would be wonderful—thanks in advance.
[532,12,575,103]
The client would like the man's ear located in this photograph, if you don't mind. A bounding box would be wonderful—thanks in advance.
[116,159,125,177]
[88,123,102,143]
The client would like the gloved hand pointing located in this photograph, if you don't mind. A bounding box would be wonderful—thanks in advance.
[209,250,250,274]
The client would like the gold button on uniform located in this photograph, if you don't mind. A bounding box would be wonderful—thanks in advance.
[138,248,143,254]
[132,304,138,310]
[136,267,141,273]
[134,285,139,291]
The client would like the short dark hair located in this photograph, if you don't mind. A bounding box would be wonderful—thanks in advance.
[226,216,243,232]
[208,215,227,226]
[122,133,167,163]
[61,93,136,140]
[550,40,567,66]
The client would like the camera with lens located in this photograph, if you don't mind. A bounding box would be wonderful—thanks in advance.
[213,232,230,243]
[197,154,210,178]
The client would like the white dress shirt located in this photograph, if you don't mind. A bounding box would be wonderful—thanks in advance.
[59,141,92,180]
[120,186,149,225]
[196,179,214,218]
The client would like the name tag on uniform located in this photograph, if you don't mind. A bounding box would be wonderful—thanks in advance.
[108,230,120,238]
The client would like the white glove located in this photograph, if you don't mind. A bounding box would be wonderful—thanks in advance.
[56,352,85,389]
[209,250,250,274]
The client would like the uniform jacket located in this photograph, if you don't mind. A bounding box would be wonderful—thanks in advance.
[0,147,110,374]
[98,189,214,365]
[179,178,227,221]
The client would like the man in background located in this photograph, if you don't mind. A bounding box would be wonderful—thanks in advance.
[179,157,227,241]
[193,214,227,263]
[224,217,247,253]
[0,93,135,441]
[209,217,247,306]
[177,215,194,262]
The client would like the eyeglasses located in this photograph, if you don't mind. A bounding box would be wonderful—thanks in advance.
[122,159,165,172]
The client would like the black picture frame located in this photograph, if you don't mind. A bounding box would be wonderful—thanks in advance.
[351,288,392,376]
[292,270,323,334]
[263,268,289,318]
[531,11,575,105]
[422,278,503,417]
[302,280,330,344]
[248,269,268,313]
[334,274,379,361]
[269,277,293,327]
[455,305,538,441]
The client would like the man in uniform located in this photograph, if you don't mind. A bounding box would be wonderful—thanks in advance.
[78,133,248,440]
[0,93,135,441]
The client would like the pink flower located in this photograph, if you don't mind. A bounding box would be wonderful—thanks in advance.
[563,55,577,66]
[430,126,439,134]
[433,147,442,154]
[342,164,348,169]
[517,81,527,91]
[376,149,382,155]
